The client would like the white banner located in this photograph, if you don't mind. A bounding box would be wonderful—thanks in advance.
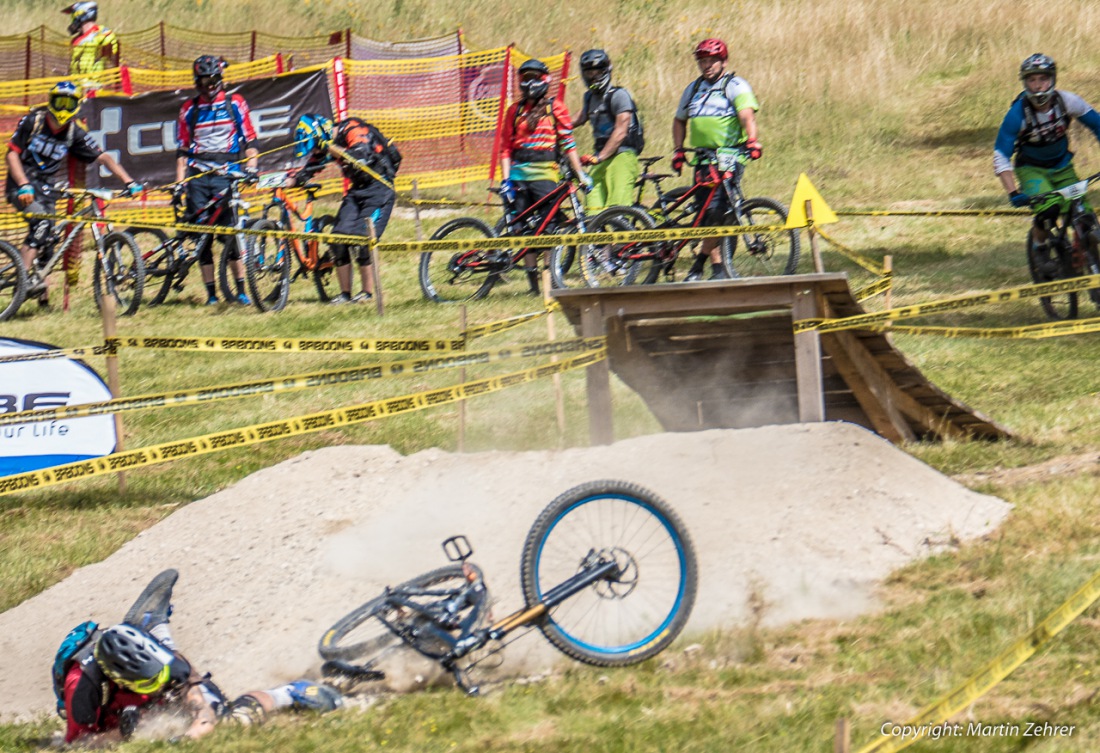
[0,339,117,477]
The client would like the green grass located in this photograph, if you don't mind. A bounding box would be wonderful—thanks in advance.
[3,1,1100,750]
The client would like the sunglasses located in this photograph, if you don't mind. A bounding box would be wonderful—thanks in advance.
[197,75,222,88]
[110,663,170,695]
[520,71,545,82]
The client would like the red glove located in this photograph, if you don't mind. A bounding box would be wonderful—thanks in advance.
[671,148,687,175]
[745,139,762,160]
[580,154,600,166]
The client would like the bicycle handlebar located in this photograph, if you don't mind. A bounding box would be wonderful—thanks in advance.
[1027,171,1100,206]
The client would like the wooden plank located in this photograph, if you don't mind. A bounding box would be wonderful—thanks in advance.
[792,288,825,422]
[580,301,614,445]
[821,332,914,443]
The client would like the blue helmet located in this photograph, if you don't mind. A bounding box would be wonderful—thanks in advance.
[294,113,333,158]
[62,2,98,36]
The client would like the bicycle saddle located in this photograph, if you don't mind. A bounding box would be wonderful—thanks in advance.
[635,172,674,186]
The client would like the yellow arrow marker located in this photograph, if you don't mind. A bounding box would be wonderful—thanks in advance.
[786,173,838,228]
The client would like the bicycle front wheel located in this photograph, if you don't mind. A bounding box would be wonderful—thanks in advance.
[311,214,340,302]
[245,219,291,312]
[578,206,656,287]
[419,217,499,303]
[126,228,175,306]
[521,480,698,667]
[729,197,800,277]
[0,239,28,321]
[1028,235,1078,320]
[93,231,145,316]
[319,564,488,663]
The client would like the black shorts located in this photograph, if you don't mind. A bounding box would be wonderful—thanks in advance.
[331,189,395,265]
[184,173,240,264]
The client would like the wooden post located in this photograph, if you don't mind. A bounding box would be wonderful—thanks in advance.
[834,719,850,753]
[457,305,467,452]
[792,286,825,422]
[542,269,565,443]
[99,294,126,494]
[367,219,383,316]
[580,301,613,445]
[883,254,894,311]
[411,180,424,241]
[807,199,824,273]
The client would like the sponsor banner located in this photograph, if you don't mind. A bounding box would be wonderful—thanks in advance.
[81,69,334,188]
[0,339,117,477]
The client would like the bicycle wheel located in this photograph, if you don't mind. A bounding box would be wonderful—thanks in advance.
[319,564,488,663]
[578,206,656,287]
[244,219,291,312]
[1028,235,1078,320]
[216,235,243,302]
[93,231,145,317]
[0,239,28,321]
[729,197,800,277]
[126,228,175,306]
[521,480,698,667]
[419,217,499,303]
[311,214,340,302]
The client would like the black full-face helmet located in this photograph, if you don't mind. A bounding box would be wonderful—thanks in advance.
[580,49,612,95]
[518,58,550,101]
[193,55,226,98]
[1019,53,1057,107]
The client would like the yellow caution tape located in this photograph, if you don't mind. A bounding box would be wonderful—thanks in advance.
[0,338,604,427]
[794,275,1100,333]
[885,317,1100,339]
[377,222,801,255]
[856,565,1100,753]
[837,209,1027,217]
[815,226,886,276]
[8,210,802,254]
[854,273,893,302]
[0,348,606,497]
[0,344,114,364]
[464,303,559,339]
[108,334,469,354]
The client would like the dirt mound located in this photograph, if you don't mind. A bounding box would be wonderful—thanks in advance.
[0,422,1010,722]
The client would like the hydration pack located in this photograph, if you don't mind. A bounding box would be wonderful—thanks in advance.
[52,621,100,719]
[335,117,402,182]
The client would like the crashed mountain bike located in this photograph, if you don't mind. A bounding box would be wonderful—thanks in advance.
[318,480,698,695]
[1024,171,1100,320]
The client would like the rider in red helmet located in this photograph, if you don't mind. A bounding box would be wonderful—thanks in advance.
[671,38,761,280]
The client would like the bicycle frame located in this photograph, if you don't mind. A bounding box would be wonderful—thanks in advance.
[264,185,323,271]
[33,189,114,281]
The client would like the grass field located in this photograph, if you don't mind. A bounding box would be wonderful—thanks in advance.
[3,1,1100,751]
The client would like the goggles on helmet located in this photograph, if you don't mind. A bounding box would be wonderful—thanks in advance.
[107,660,171,695]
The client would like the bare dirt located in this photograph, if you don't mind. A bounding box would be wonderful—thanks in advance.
[0,421,1011,722]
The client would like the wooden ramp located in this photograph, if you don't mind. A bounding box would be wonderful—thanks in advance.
[552,274,1012,445]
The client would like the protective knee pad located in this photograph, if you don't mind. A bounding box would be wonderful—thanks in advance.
[353,245,373,266]
[25,218,53,249]
[330,243,352,266]
[228,694,266,727]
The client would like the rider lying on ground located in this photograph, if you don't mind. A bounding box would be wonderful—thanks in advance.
[59,569,341,745]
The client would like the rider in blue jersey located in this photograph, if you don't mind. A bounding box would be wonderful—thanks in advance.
[994,54,1100,244]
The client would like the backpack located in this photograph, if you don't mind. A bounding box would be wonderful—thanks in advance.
[52,621,100,719]
[335,116,402,182]
[583,86,645,154]
[184,94,248,152]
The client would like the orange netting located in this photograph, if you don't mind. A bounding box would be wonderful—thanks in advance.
[0,24,465,79]
[342,50,568,190]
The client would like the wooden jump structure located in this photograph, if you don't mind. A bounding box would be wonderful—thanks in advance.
[552,273,1011,446]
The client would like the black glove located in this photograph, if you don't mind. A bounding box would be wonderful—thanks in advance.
[119,706,141,740]
[171,182,186,203]
[1009,190,1030,208]
[243,168,260,185]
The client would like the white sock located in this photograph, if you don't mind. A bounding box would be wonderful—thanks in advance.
[149,623,176,650]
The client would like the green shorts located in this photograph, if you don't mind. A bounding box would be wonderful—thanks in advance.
[585,150,639,213]
[1015,163,1091,214]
